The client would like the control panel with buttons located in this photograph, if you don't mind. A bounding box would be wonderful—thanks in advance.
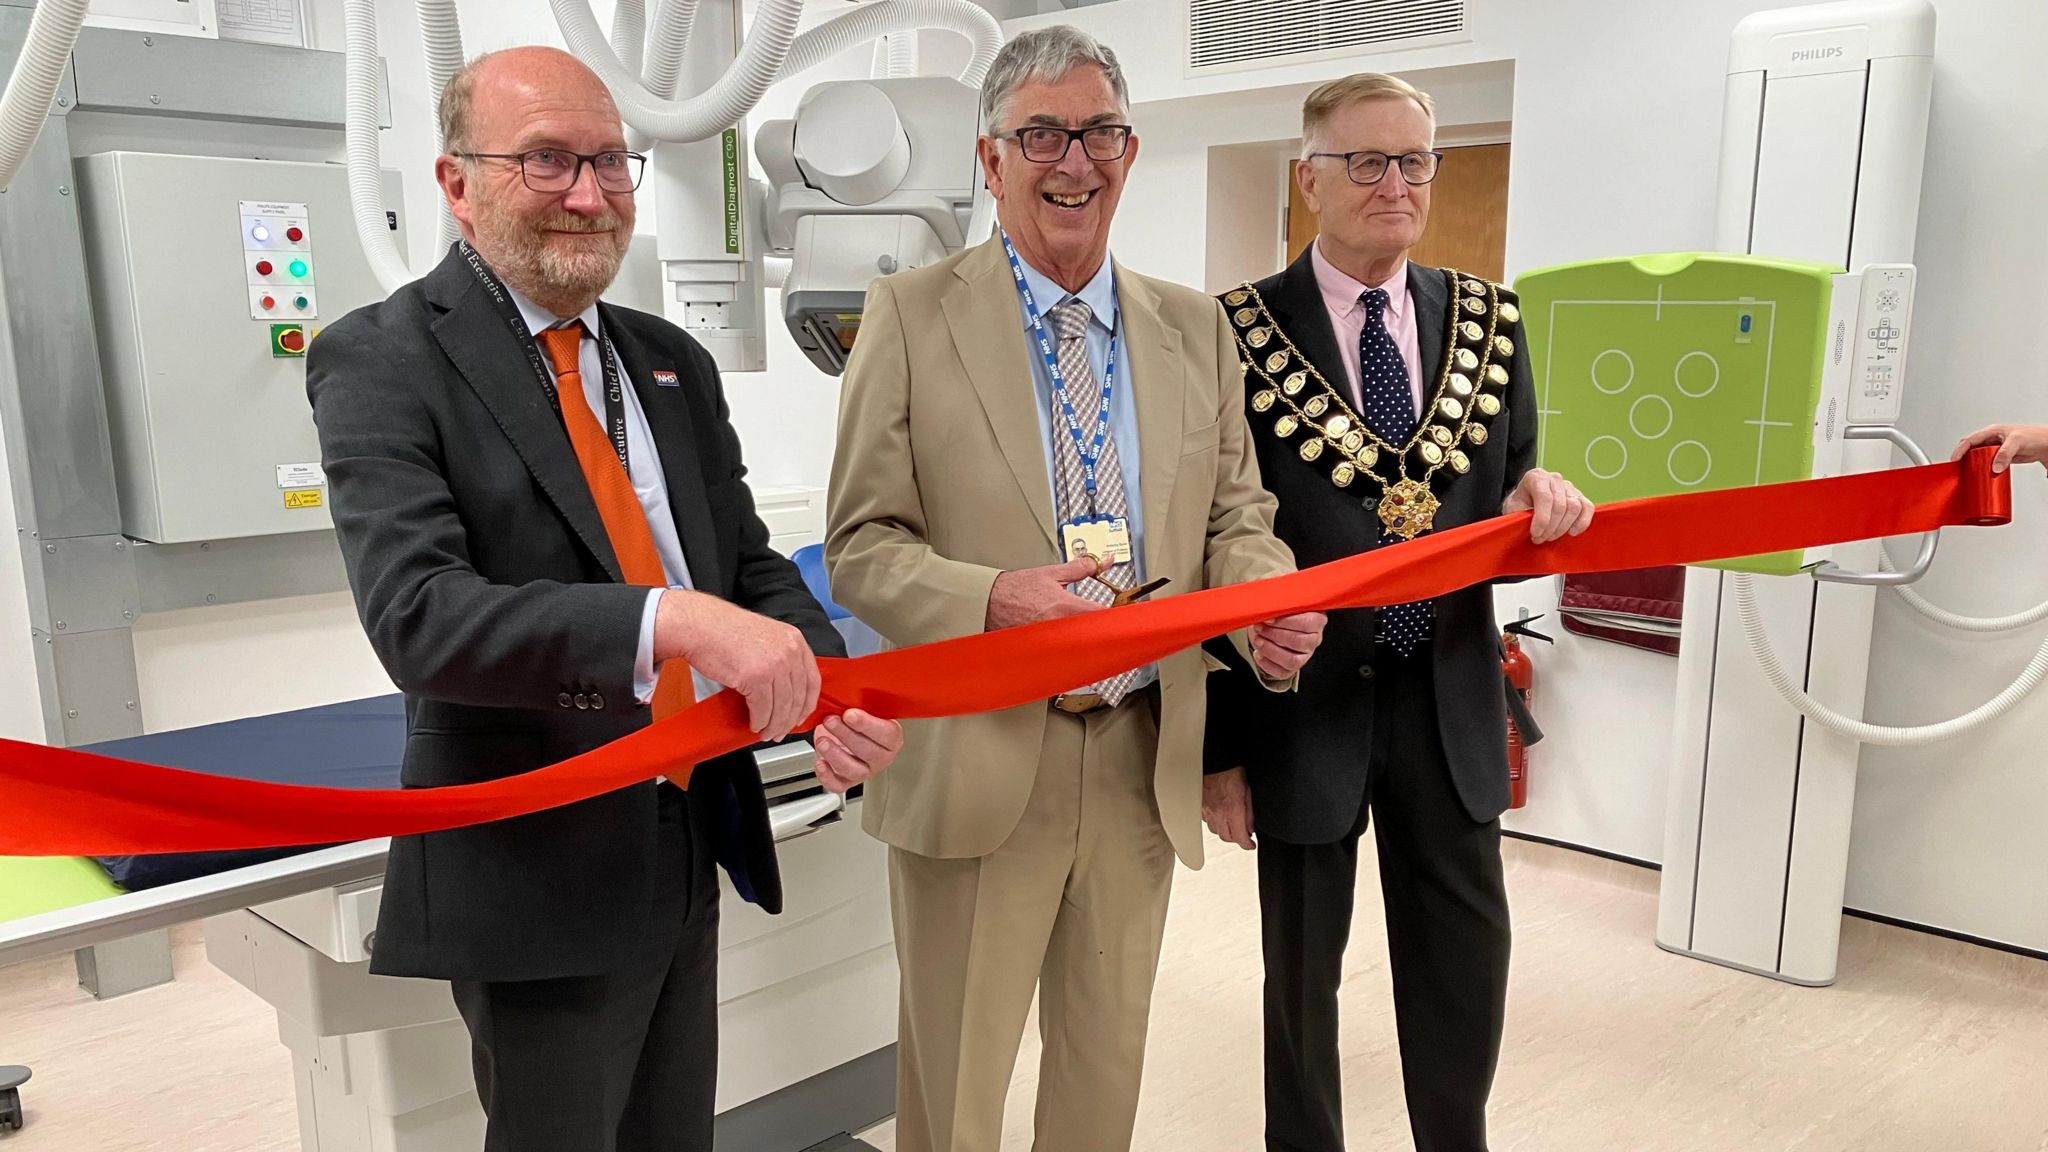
[1847,263,1913,425]
[242,200,320,321]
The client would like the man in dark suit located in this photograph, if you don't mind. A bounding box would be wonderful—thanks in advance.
[307,46,902,1152]
[1201,74,1593,1152]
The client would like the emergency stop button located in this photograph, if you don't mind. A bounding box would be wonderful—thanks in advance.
[271,323,308,357]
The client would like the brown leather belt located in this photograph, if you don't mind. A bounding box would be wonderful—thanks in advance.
[1051,692,1108,715]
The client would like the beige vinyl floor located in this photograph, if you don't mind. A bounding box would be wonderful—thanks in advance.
[3,837,2045,1151]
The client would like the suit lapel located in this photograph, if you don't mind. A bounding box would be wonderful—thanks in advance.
[602,306,723,594]
[1269,247,1351,394]
[427,251,623,581]
[944,238,1059,551]
[1116,265,1182,577]
[1409,262,1450,397]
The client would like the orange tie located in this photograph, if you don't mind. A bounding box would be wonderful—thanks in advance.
[538,324,694,720]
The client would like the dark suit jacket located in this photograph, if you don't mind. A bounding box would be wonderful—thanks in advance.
[1204,248,1538,839]
[308,245,842,983]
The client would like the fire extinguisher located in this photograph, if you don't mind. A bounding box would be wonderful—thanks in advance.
[1502,610,1553,810]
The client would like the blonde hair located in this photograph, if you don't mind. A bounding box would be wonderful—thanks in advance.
[1300,73,1436,159]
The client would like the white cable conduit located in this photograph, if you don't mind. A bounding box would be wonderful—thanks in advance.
[552,0,806,143]
[612,0,649,78]
[782,0,1000,87]
[642,0,700,101]
[1731,571,2048,747]
[417,0,467,252]
[1877,549,2048,631]
[344,0,415,295]
[887,31,920,77]
[0,0,92,193]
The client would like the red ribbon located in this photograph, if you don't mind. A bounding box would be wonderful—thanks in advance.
[0,449,2010,857]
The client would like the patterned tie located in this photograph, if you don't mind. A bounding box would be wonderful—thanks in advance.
[537,323,694,719]
[1046,298,1138,706]
[1359,288,1433,655]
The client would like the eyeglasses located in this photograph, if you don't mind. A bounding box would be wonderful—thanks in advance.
[1306,149,1444,187]
[455,148,647,193]
[998,124,1133,163]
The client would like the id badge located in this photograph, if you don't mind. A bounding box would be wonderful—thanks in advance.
[1061,516,1133,566]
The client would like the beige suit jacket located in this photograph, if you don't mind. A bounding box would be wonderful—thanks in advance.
[825,236,1297,867]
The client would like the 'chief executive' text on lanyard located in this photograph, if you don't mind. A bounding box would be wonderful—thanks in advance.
[1001,230,1132,567]
[460,240,633,475]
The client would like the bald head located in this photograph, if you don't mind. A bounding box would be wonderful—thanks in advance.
[440,46,619,157]
[434,46,636,318]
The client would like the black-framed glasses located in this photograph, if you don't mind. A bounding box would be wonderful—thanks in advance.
[1306,149,1444,186]
[455,148,647,193]
[998,124,1133,163]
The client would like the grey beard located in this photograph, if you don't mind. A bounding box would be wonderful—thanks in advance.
[475,209,629,317]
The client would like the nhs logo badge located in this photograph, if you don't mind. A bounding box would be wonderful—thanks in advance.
[652,369,680,388]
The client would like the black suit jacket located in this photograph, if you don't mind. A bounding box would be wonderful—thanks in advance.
[308,245,842,983]
[1204,249,1538,839]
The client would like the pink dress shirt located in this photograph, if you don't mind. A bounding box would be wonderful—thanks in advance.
[1310,239,1423,418]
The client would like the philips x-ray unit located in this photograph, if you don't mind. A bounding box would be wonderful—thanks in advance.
[1660,0,1935,986]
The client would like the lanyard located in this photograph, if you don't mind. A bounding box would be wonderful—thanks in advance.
[1000,231,1119,513]
[460,242,632,475]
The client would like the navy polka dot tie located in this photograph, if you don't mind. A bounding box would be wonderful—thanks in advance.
[1360,288,1433,655]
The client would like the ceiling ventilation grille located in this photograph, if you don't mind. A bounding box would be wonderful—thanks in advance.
[1187,0,1469,75]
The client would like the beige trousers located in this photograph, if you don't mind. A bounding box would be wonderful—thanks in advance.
[888,691,1175,1152]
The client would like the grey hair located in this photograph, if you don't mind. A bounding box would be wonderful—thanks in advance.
[438,51,493,156]
[978,25,1131,132]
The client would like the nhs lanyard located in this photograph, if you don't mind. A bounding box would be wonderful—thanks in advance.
[1001,231,1119,513]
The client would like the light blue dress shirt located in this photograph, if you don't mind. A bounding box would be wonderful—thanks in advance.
[1009,252,1157,690]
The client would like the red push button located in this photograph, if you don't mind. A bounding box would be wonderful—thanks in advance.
[279,328,306,353]
[260,295,276,310]
[256,260,273,276]
[286,226,304,242]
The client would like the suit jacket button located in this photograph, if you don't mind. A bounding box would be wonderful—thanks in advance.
[575,693,590,710]
[1358,664,1375,681]
[558,692,574,708]
[590,693,605,710]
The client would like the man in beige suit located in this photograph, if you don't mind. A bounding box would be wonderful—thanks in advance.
[826,25,1326,1152]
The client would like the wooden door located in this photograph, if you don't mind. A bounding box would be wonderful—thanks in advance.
[1285,143,1510,281]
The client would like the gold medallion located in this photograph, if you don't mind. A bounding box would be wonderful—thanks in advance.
[1466,423,1489,445]
[1377,479,1440,539]
[1252,389,1277,412]
[1225,289,1250,306]
[1476,393,1502,416]
[1448,449,1471,474]
[1359,444,1379,469]
[1274,414,1299,437]
[1492,335,1515,358]
[1463,296,1487,316]
[1342,430,1366,453]
[1485,363,1510,388]
[1454,347,1480,372]
[1497,300,1521,325]
[1266,351,1289,374]
[1248,327,1272,349]
[1282,370,1308,396]
[1448,372,1475,398]
[1305,394,1330,418]
[1332,462,1357,487]
[1464,279,1486,296]
[1438,397,1466,421]
[1324,413,1351,438]
[1419,441,1444,466]
[1430,425,1455,447]
[1300,438,1324,462]
[1234,307,1258,326]
[1459,320,1486,344]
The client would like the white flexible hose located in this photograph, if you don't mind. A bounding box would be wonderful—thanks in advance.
[552,0,805,143]
[887,32,920,77]
[783,0,1001,86]
[344,0,414,294]
[612,0,649,77]
[1877,550,2048,632]
[1731,572,2048,747]
[642,0,699,100]
[0,0,91,193]
[417,0,466,252]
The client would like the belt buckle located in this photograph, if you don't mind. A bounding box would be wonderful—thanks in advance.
[1053,692,1106,715]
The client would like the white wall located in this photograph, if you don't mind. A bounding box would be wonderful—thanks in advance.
[1007,0,2048,951]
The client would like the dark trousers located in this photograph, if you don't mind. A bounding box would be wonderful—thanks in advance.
[451,782,722,1152]
[1259,641,1512,1152]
